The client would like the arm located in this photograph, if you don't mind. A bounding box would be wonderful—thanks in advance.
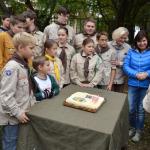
[0,33,4,71]
[123,50,138,78]
[59,59,65,89]
[50,75,59,96]
[107,69,116,90]
[70,55,82,86]
[0,65,24,119]
[89,57,104,87]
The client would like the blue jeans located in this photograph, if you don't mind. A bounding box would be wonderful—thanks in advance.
[128,86,147,130]
[2,124,19,150]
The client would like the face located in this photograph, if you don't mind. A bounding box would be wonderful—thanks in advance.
[2,18,10,28]
[137,37,148,51]
[26,18,34,27]
[116,33,128,46]
[10,22,25,33]
[39,61,50,74]
[20,43,35,59]
[83,42,95,55]
[97,35,108,48]
[57,13,69,25]
[58,29,68,44]
[46,43,58,57]
[84,21,96,35]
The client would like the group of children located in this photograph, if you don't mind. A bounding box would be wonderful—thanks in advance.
[0,9,130,150]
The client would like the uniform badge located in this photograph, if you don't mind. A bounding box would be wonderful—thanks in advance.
[5,70,12,76]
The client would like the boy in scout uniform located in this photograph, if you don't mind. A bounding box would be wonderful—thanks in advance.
[96,31,116,90]
[22,10,44,57]
[43,6,75,45]
[70,38,103,88]
[0,14,26,71]
[74,18,97,52]
[0,32,36,150]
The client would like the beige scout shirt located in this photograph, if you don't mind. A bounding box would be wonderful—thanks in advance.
[43,22,75,45]
[57,43,76,85]
[97,48,116,85]
[74,33,97,52]
[32,31,44,57]
[108,41,130,84]
[0,60,36,125]
[70,52,103,86]
[48,57,65,89]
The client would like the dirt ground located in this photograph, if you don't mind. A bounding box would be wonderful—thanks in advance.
[128,113,150,150]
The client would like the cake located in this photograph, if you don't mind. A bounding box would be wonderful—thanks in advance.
[64,92,105,113]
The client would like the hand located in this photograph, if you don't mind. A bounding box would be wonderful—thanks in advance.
[43,89,53,98]
[18,112,30,124]
[136,72,148,80]
[82,84,93,88]
[107,84,112,91]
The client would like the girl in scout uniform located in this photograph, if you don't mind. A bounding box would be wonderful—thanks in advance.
[57,27,76,87]
[96,31,116,90]
[32,56,59,101]
[70,38,103,88]
[44,39,64,89]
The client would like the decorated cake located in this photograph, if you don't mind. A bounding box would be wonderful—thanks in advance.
[64,92,105,113]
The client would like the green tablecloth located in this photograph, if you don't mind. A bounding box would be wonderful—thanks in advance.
[17,85,128,150]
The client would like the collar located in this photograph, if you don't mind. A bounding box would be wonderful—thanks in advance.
[59,43,68,49]
[80,51,95,59]
[95,44,109,54]
[111,41,124,50]
[83,31,96,37]
[7,30,15,37]
[45,54,56,62]
[55,21,66,27]
[0,26,8,32]
[10,52,29,69]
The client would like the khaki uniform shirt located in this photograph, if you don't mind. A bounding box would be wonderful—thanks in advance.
[108,41,130,84]
[74,33,97,52]
[48,57,65,89]
[98,48,116,85]
[70,52,103,86]
[0,60,36,125]
[57,43,76,85]
[43,22,75,45]
[32,31,44,57]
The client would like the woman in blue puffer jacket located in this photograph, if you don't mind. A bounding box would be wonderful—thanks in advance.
[123,30,150,142]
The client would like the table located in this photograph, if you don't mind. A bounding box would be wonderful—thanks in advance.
[17,85,128,150]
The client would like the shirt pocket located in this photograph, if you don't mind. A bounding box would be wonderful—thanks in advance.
[18,79,29,94]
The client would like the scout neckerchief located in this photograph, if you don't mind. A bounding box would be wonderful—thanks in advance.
[95,44,109,55]
[7,30,15,37]
[59,46,67,72]
[55,21,66,27]
[11,52,32,94]
[81,51,95,80]
[83,31,96,37]
[45,54,60,81]
[111,41,124,61]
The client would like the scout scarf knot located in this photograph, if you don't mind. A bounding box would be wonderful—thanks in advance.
[45,54,60,81]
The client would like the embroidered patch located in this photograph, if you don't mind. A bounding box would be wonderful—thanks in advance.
[5,70,12,76]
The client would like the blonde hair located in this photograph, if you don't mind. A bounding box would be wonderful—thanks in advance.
[12,32,36,49]
[112,27,129,41]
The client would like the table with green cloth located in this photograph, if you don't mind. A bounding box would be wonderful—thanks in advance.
[17,85,128,150]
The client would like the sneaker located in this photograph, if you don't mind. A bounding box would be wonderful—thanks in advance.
[131,130,142,142]
[129,128,136,138]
